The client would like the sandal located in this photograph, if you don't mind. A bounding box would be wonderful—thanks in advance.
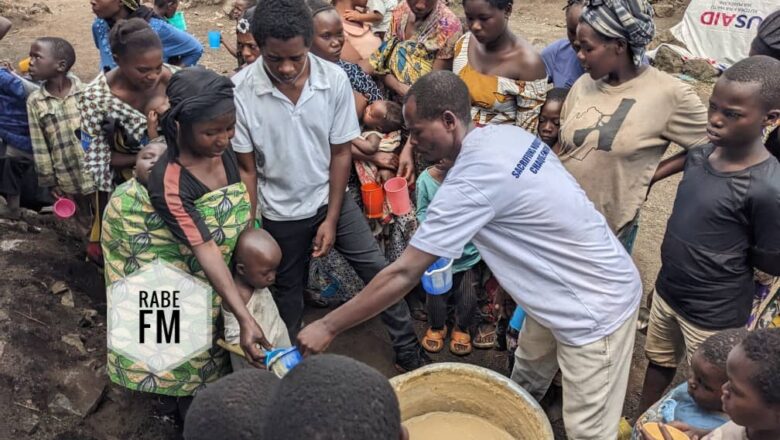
[449,328,473,356]
[473,323,497,349]
[422,326,447,353]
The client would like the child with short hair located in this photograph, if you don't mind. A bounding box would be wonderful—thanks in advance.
[263,354,407,440]
[133,139,167,187]
[639,55,780,414]
[222,228,291,371]
[417,158,482,356]
[184,369,280,440]
[537,87,568,153]
[700,328,780,440]
[353,100,404,189]
[26,37,95,216]
[228,0,257,20]
[634,328,747,439]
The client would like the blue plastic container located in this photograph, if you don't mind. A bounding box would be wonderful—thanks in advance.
[264,347,303,378]
[421,258,453,295]
[207,30,221,49]
[509,306,526,331]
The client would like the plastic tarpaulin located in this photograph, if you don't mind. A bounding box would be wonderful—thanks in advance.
[670,1,778,66]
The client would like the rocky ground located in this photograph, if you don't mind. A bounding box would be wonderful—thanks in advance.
[0,0,707,438]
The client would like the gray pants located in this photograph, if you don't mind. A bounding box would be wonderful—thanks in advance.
[263,196,419,355]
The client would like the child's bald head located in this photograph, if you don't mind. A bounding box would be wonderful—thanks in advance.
[235,228,282,289]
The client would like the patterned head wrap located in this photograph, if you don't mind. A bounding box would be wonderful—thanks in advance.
[161,68,236,156]
[581,0,655,67]
[753,9,780,60]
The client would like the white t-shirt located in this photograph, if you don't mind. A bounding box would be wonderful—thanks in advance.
[410,125,642,346]
[232,54,360,221]
[368,0,397,34]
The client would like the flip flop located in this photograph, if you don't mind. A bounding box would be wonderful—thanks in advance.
[473,323,496,349]
[422,326,447,353]
[449,328,473,356]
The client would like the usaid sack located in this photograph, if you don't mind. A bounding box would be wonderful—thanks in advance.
[671,1,777,66]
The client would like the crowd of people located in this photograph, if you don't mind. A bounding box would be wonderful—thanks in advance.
[1,0,780,438]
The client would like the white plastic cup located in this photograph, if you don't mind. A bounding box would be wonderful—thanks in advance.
[421,258,453,295]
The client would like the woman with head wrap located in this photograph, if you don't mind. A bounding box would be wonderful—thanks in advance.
[554,0,707,253]
[90,0,203,71]
[101,67,267,408]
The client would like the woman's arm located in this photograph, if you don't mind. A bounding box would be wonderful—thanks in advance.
[344,10,383,24]
[110,151,137,170]
[382,74,410,97]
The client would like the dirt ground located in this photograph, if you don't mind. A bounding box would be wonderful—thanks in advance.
[0,0,706,439]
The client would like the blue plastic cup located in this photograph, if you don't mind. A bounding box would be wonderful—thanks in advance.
[207,30,221,49]
[421,258,454,295]
[509,306,526,331]
[264,347,303,378]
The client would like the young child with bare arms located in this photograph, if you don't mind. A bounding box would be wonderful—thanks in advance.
[353,100,404,185]
[222,228,291,371]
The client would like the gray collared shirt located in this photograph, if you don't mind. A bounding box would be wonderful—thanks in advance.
[232,54,360,221]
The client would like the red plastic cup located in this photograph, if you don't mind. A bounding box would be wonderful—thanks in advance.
[383,177,411,216]
[361,182,385,219]
[53,197,77,219]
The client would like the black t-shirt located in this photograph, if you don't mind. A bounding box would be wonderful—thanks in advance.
[656,145,780,329]
[147,148,242,247]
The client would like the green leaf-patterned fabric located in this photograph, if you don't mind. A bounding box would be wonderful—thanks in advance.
[102,178,250,396]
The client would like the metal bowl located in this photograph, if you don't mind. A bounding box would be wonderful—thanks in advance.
[390,362,554,439]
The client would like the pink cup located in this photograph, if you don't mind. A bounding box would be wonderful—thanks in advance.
[53,197,77,219]
[383,177,411,216]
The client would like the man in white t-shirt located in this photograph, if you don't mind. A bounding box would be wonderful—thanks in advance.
[298,71,643,439]
[232,0,427,372]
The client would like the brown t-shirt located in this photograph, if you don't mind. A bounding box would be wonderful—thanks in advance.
[558,67,708,233]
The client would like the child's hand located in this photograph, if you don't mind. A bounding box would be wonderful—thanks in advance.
[147,110,160,138]
[372,152,399,170]
[238,317,271,368]
[50,186,65,200]
[344,9,362,22]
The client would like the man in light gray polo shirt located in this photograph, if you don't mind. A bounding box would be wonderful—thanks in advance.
[232,0,427,371]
